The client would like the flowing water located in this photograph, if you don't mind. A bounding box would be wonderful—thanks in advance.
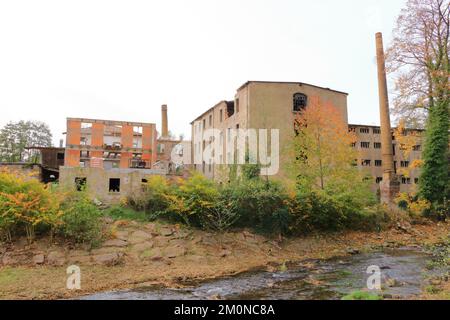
[81,247,445,300]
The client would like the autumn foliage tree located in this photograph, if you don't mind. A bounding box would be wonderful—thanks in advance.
[288,97,374,206]
[387,0,449,204]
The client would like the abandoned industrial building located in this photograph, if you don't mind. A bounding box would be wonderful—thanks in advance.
[0,79,425,204]
[190,80,424,194]
[57,105,188,203]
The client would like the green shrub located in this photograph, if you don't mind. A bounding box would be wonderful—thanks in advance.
[221,179,291,235]
[289,191,388,234]
[60,193,102,246]
[341,291,383,300]
[198,199,240,232]
[104,205,148,222]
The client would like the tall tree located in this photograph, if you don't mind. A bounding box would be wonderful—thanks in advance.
[387,0,449,203]
[0,121,53,163]
[287,98,374,205]
[386,0,449,127]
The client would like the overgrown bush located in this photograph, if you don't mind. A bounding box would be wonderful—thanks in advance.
[221,179,290,234]
[59,192,102,246]
[0,169,61,243]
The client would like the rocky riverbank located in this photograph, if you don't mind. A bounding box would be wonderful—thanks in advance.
[0,219,448,300]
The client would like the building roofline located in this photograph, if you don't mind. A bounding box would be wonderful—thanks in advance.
[237,80,349,96]
[66,118,155,127]
[190,100,228,124]
[349,123,425,131]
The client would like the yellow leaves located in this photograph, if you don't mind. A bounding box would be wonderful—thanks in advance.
[393,119,421,159]
[410,159,424,168]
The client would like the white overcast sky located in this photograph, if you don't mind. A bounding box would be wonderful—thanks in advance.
[0,0,406,145]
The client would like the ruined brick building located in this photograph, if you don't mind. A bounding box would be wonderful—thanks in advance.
[59,106,187,203]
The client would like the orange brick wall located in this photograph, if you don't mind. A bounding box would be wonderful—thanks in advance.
[65,120,81,167]
[90,122,104,161]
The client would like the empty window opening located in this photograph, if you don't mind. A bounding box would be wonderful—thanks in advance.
[361,159,371,166]
[361,142,370,148]
[414,178,419,184]
[374,142,382,149]
[109,178,121,193]
[360,128,370,134]
[293,93,308,112]
[81,122,92,129]
[401,177,411,184]
[375,160,382,167]
[413,145,421,151]
[220,109,223,122]
[401,161,410,168]
[75,177,87,191]
[141,178,148,191]
[80,137,88,146]
[226,101,235,117]
[376,177,383,183]
[373,128,381,134]
[57,152,65,160]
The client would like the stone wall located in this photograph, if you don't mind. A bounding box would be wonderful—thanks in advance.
[59,166,166,204]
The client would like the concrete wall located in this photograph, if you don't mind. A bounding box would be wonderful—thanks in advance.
[59,166,165,204]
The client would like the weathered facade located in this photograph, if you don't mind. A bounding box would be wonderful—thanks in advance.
[60,117,162,203]
[350,124,423,194]
[190,80,423,195]
[191,81,348,180]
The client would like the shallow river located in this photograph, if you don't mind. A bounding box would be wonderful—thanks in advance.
[81,247,443,300]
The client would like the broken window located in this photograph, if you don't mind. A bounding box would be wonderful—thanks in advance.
[376,177,383,183]
[400,161,410,168]
[374,142,382,149]
[75,177,87,191]
[158,144,165,154]
[109,178,121,193]
[81,122,92,129]
[375,160,382,167]
[401,177,411,184]
[360,142,370,148]
[293,93,308,112]
[360,128,370,134]
[141,178,148,191]
[361,159,371,166]
[57,152,65,160]
[226,101,235,117]
[373,128,381,134]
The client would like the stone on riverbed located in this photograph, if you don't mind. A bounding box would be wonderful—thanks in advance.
[128,231,152,244]
[103,239,128,248]
[92,253,123,266]
[165,246,186,259]
[32,254,45,265]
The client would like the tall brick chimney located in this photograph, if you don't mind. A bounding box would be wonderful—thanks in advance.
[375,32,400,204]
[161,104,169,138]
